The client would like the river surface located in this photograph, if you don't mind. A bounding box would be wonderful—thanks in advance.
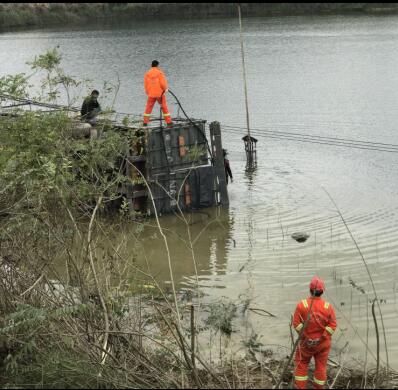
[2,15,398,368]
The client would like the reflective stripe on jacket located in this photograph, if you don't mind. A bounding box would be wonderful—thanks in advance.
[144,67,168,98]
[292,296,337,340]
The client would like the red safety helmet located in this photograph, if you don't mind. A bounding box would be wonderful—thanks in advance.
[309,276,325,293]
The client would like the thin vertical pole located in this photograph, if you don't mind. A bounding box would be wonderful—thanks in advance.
[190,304,196,368]
[238,4,251,140]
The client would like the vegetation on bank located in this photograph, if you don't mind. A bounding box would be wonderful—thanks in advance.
[1,3,398,30]
[0,49,397,388]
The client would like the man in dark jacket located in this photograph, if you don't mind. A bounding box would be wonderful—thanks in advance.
[223,149,233,184]
[81,90,101,125]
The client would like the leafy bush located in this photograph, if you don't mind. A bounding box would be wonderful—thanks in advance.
[206,299,237,335]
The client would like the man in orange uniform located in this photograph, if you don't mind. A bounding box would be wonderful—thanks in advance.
[293,276,337,389]
[143,60,172,126]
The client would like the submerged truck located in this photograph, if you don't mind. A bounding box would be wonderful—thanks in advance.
[119,119,229,217]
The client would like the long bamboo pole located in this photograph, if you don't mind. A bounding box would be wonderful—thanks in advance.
[237,4,251,141]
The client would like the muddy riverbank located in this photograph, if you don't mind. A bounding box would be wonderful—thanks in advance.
[0,256,396,389]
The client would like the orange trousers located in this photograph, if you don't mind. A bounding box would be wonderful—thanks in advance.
[143,95,172,124]
[294,338,330,389]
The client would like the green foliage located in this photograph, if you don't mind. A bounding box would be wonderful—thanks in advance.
[0,52,128,217]
[206,299,237,335]
[29,48,61,72]
[119,197,130,216]
[0,73,31,98]
[3,347,106,388]
[185,144,207,163]
[1,302,94,387]
[0,110,127,219]
[122,115,130,127]
[0,303,90,336]
[132,176,145,186]
[243,333,264,351]
[25,48,81,105]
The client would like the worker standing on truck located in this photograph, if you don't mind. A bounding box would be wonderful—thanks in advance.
[143,60,172,126]
[292,276,337,389]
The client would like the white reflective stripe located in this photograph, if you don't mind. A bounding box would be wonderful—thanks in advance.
[325,326,334,335]
[143,113,151,116]
[324,302,330,309]
[302,299,308,308]
[295,375,308,381]
[295,323,304,332]
[163,113,171,116]
[313,377,326,385]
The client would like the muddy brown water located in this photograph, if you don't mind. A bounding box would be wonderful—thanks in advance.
[2,14,398,368]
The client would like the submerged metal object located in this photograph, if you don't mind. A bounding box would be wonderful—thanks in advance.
[124,120,229,216]
[291,232,310,243]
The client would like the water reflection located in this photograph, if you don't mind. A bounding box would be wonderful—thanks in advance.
[244,160,257,189]
[135,207,234,289]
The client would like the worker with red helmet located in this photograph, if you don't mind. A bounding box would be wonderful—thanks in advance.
[143,60,172,126]
[292,276,337,389]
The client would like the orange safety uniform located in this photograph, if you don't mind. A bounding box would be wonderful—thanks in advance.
[293,296,337,389]
[143,67,172,124]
